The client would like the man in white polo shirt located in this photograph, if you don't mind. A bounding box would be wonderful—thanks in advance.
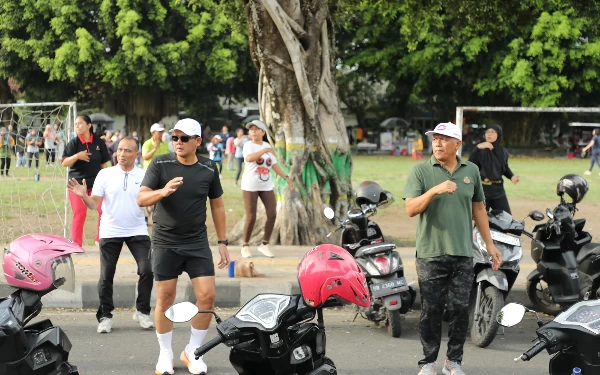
[67,136,154,334]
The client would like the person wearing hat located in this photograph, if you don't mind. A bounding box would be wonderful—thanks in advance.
[403,122,502,375]
[468,124,519,214]
[240,119,294,259]
[141,123,170,170]
[207,134,224,173]
[137,118,230,375]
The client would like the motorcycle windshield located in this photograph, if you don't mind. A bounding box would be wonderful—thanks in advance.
[554,300,600,335]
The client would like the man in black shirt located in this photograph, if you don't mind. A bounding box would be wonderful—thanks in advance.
[137,118,230,375]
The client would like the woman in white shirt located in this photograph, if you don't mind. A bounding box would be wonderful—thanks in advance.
[240,120,293,258]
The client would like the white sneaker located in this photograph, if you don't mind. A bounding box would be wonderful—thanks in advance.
[133,310,154,329]
[257,244,274,258]
[584,170,592,175]
[97,318,112,333]
[241,245,252,258]
[155,349,174,375]
[181,345,208,375]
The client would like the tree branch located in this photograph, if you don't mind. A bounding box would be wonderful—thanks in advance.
[261,0,316,123]
[282,11,308,41]
[265,53,294,72]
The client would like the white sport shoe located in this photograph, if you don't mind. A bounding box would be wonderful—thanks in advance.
[181,345,208,375]
[418,363,437,375]
[257,244,274,258]
[97,318,112,333]
[443,359,466,375]
[584,170,592,175]
[241,245,252,258]
[155,349,174,375]
[133,310,154,329]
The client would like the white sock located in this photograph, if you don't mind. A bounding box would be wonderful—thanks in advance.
[188,327,208,352]
[157,331,173,352]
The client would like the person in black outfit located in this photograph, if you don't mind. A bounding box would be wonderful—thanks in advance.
[468,124,519,214]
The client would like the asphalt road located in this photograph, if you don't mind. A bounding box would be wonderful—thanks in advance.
[35,307,551,375]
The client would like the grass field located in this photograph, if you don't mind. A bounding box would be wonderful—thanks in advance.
[1,154,599,246]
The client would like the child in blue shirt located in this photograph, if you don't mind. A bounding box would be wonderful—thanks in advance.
[208,134,224,173]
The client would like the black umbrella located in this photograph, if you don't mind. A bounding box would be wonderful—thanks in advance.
[89,113,115,124]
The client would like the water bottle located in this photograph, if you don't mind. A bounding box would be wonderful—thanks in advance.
[572,367,582,375]
[34,172,40,182]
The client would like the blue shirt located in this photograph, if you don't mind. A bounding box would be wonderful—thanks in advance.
[212,143,224,161]
[593,136,600,152]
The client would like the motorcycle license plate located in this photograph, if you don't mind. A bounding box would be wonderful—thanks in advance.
[491,231,520,247]
[370,278,408,298]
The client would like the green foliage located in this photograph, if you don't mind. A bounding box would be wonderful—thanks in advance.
[0,0,256,105]
[337,0,600,120]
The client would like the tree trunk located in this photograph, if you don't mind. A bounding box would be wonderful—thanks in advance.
[230,0,351,246]
[122,88,171,142]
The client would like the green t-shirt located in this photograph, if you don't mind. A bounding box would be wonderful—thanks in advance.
[141,139,170,170]
[403,155,485,259]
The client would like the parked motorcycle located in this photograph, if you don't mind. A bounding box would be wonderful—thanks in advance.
[1,234,84,375]
[526,174,600,316]
[469,209,545,348]
[164,244,370,375]
[323,181,416,338]
[496,301,600,374]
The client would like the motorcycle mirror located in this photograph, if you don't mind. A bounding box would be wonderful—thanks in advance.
[528,210,545,221]
[165,302,199,323]
[496,303,526,327]
[323,206,335,220]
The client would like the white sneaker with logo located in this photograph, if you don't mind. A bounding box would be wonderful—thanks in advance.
[241,245,252,258]
[133,310,154,329]
[97,318,112,333]
[257,244,274,258]
[155,349,174,375]
[180,345,208,375]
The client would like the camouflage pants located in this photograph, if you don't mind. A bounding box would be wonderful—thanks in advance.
[416,255,473,366]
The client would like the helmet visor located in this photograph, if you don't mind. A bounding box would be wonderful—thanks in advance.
[52,256,76,293]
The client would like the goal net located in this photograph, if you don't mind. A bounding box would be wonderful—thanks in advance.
[0,102,77,246]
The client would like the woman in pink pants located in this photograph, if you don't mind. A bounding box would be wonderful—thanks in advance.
[61,115,110,246]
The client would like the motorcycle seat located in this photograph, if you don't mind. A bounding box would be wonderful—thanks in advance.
[576,243,600,264]
[355,243,396,258]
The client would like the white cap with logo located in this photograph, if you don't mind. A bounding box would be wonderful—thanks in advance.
[171,118,202,137]
[245,119,267,132]
[425,122,462,141]
[150,123,165,133]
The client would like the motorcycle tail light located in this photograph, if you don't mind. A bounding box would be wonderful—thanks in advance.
[374,256,390,274]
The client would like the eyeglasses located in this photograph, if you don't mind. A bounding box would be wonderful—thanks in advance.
[171,135,198,143]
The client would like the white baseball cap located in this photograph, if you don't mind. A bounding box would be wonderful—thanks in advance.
[425,122,462,141]
[213,134,222,141]
[245,119,267,132]
[150,123,165,133]
[171,118,202,136]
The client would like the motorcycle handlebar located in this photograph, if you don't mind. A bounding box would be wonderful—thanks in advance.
[194,335,224,359]
[519,340,548,362]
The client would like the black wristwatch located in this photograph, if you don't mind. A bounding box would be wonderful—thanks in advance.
[217,239,229,246]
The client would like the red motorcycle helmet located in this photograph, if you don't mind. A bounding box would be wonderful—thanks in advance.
[297,244,370,308]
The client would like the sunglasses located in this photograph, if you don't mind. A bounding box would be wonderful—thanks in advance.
[171,135,198,143]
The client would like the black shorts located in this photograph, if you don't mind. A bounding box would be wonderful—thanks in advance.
[151,247,214,281]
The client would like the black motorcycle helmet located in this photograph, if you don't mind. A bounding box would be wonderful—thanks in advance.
[556,174,589,204]
[354,181,386,206]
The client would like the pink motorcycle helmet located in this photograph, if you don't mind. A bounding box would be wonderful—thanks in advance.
[3,234,84,293]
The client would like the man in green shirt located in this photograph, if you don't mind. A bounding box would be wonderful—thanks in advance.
[142,123,170,170]
[403,122,502,375]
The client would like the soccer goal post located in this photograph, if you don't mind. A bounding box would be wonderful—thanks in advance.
[0,102,77,245]
[455,106,600,155]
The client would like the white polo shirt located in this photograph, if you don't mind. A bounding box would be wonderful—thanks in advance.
[91,165,148,239]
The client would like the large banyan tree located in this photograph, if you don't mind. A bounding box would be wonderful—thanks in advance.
[229,0,351,245]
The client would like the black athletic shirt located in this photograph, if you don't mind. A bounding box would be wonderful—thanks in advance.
[141,153,223,249]
[62,133,111,188]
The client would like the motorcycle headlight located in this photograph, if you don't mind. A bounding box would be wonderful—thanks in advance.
[236,294,291,330]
